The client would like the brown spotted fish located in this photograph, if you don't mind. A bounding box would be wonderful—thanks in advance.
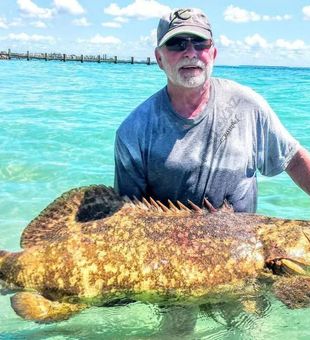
[0,185,309,323]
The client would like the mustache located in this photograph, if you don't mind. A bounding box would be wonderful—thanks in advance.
[177,59,206,69]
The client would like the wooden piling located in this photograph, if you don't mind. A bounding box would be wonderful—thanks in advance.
[4,49,156,65]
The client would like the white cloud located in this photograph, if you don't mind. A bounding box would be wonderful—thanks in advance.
[224,5,260,23]
[31,21,47,28]
[88,34,121,45]
[1,32,55,43]
[17,0,85,19]
[303,5,310,20]
[216,34,310,66]
[218,34,307,52]
[275,39,306,50]
[263,14,291,21]
[244,34,269,48]
[72,17,91,26]
[0,17,8,29]
[139,28,157,47]
[104,0,171,19]
[10,18,24,27]
[17,0,54,19]
[0,16,24,29]
[224,5,291,23]
[53,0,85,16]
[219,34,234,47]
[101,22,122,28]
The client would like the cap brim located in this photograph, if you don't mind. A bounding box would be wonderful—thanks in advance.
[158,26,212,47]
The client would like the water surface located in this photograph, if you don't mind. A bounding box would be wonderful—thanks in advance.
[0,60,309,339]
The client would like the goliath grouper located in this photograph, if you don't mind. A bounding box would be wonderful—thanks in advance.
[0,185,309,323]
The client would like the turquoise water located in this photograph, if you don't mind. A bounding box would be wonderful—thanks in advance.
[0,60,309,339]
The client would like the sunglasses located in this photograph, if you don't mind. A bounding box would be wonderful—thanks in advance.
[165,36,213,52]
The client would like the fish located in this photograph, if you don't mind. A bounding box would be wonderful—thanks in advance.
[0,185,310,323]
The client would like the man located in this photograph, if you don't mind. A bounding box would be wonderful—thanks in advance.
[114,8,310,212]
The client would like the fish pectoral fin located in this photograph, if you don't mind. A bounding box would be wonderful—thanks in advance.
[281,258,309,275]
[10,292,87,323]
[273,276,310,309]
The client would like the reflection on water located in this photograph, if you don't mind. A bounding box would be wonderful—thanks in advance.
[1,296,310,339]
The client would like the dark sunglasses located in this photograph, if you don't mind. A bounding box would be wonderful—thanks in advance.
[165,36,213,52]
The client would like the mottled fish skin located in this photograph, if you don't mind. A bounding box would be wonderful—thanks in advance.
[0,185,310,312]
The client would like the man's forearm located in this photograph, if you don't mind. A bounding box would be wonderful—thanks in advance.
[286,147,310,195]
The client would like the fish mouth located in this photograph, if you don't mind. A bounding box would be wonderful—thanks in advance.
[266,258,310,276]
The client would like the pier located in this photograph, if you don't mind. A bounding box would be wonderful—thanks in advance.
[0,49,156,65]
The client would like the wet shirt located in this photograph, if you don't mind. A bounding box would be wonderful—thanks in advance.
[114,78,299,212]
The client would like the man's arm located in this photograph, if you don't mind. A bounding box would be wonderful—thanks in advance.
[286,147,310,195]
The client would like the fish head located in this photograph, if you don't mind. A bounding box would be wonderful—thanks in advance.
[261,220,310,277]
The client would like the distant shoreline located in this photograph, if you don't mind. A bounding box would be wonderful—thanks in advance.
[0,50,155,65]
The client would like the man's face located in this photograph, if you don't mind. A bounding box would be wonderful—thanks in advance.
[155,34,217,89]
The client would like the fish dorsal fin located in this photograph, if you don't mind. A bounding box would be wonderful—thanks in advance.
[20,185,124,249]
[128,197,205,216]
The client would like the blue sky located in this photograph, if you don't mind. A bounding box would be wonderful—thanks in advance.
[0,0,309,66]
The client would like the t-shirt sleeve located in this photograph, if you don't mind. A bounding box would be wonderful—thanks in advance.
[256,99,300,176]
[114,131,147,199]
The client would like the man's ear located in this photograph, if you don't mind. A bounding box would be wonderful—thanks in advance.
[155,48,164,70]
[213,47,217,60]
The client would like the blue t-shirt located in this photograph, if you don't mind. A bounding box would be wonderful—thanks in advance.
[114,78,299,212]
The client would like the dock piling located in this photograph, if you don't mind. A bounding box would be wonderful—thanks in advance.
[2,50,155,65]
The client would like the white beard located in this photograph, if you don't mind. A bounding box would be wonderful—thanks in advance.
[161,56,213,88]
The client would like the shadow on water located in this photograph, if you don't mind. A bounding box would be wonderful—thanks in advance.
[0,295,283,340]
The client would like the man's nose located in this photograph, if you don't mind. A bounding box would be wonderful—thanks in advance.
[183,42,198,58]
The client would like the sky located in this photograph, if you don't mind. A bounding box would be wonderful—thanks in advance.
[0,0,310,67]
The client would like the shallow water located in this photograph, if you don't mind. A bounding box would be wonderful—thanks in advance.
[0,60,309,338]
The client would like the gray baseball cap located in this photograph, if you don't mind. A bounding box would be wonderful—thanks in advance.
[157,8,213,47]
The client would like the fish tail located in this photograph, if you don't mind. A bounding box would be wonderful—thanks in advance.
[0,250,9,287]
[0,250,9,269]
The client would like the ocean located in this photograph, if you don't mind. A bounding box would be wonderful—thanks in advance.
[0,59,309,339]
